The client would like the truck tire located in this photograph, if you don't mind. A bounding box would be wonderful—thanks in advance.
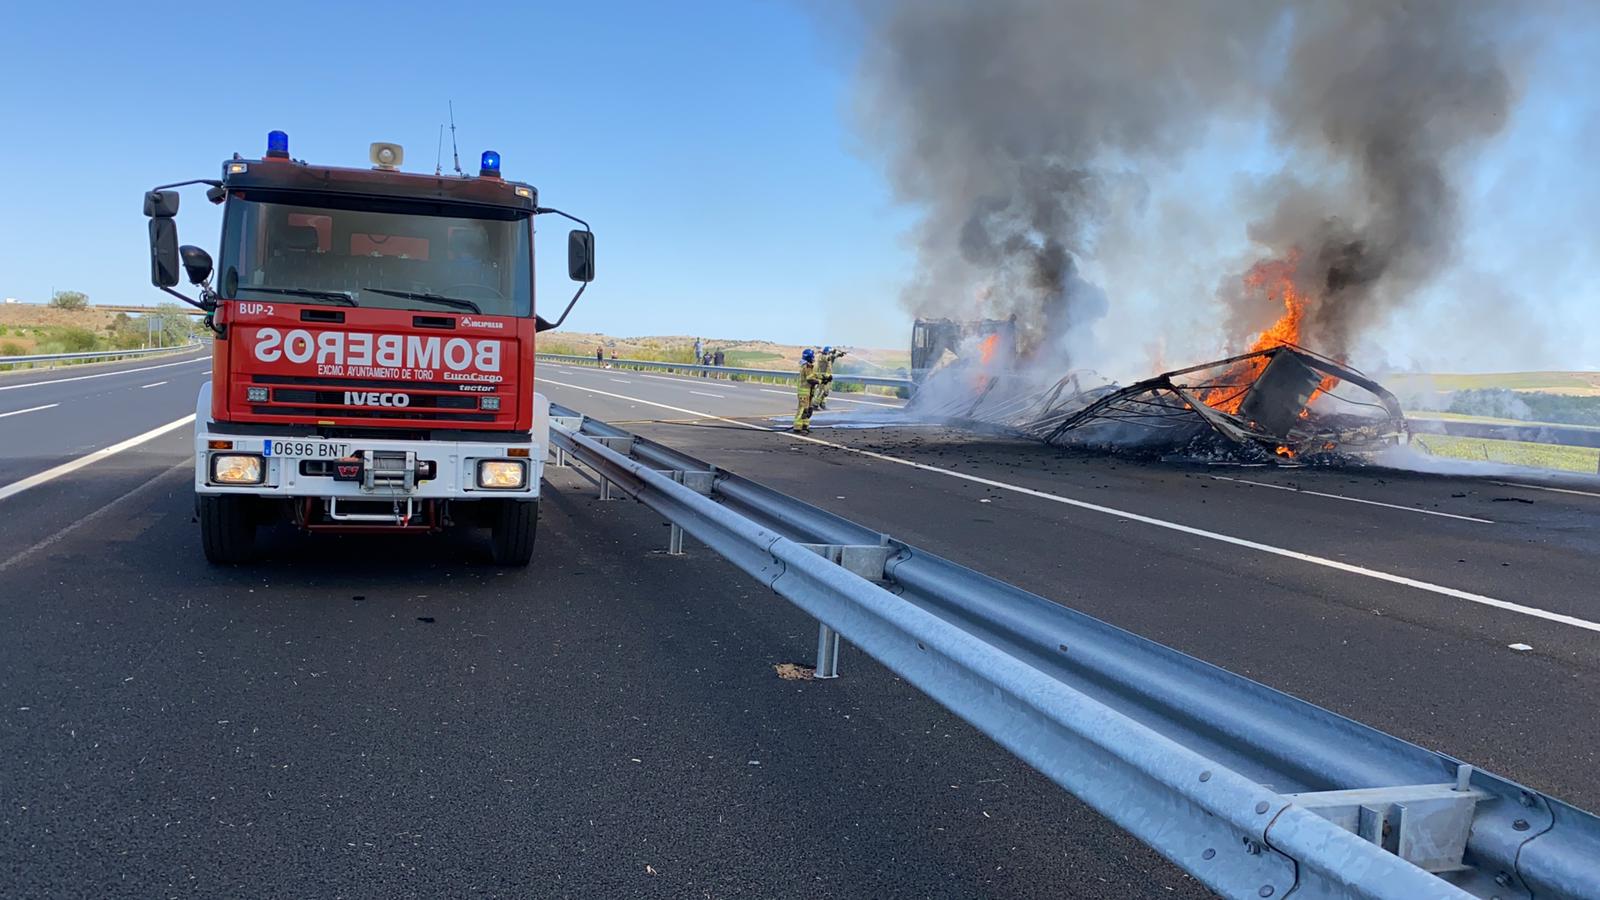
[199,494,256,564]
[489,499,538,566]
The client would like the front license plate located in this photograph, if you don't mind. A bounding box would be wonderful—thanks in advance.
[262,439,352,460]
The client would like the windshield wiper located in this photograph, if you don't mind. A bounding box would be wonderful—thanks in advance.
[236,286,358,306]
[363,288,481,313]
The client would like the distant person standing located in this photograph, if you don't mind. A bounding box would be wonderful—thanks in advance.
[815,346,846,409]
[713,348,725,367]
[595,343,604,365]
[693,337,703,362]
[793,349,820,434]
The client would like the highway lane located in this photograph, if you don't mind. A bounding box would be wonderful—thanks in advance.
[539,362,1598,631]
[0,348,211,484]
[534,373,1600,814]
[0,348,211,557]
[536,360,906,420]
[0,450,1198,898]
[2,350,1595,896]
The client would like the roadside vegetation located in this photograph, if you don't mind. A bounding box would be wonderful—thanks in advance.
[1411,433,1600,475]
[0,299,200,370]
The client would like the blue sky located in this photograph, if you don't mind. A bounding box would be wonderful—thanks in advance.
[0,1,912,350]
[0,1,1595,369]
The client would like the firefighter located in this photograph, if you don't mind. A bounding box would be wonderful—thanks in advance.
[816,346,846,409]
[793,348,821,434]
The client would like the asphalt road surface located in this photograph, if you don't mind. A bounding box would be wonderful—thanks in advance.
[3,351,1597,898]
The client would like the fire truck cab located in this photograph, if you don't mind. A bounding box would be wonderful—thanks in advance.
[144,132,594,565]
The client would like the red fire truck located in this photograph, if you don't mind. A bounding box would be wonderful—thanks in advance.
[143,131,594,565]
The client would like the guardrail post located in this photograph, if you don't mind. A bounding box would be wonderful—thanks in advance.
[599,477,614,501]
[663,470,698,554]
[814,623,841,679]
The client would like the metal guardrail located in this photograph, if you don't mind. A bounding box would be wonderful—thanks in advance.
[536,352,915,392]
[547,403,1600,900]
[0,343,203,368]
[1408,416,1600,451]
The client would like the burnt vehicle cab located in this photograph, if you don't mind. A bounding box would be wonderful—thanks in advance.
[144,131,595,565]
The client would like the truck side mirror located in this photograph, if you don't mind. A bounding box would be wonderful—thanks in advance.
[180,245,214,285]
[568,230,595,282]
[149,219,181,287]
[143,190,180,218]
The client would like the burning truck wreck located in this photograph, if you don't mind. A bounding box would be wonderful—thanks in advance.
[902,248,1411,466]
[906,339,1409,466]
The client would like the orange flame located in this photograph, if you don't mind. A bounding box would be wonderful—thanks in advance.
[978,333,1000,366]
[1202,250,1335,417]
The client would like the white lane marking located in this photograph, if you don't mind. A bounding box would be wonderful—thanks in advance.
[609,378,632,384]
[0,403,59,419]
[0,414,195,503]
[0,354,210,392]
[826,395,901,408]
[761,389,791,395]
[140,381,169,389]
[540,379,1600,635]
[1492,480,1600,500]
[689,390,726,398]
[0,460,191,575]
[1209,475,1494,524]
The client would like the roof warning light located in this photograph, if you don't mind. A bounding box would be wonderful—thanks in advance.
[479,150,501,178]
[266,130,290,159]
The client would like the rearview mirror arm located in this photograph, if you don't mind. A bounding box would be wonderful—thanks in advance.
[534,206,593,333]
[159,285,213,313]
[535,282,586,333]
[535,206,590,232]
[151,178,223,193]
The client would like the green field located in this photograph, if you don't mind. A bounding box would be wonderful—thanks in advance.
[1407,411,1600,432]
[1411,433,1600,475]
[1389,371,1600,395]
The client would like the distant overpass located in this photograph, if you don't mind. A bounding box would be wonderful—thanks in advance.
[95,304,204,316]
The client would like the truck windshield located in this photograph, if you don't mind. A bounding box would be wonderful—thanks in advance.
[218,191,532,316]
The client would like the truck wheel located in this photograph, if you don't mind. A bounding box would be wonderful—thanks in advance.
[489,499,538,566]
[199,494,257,564]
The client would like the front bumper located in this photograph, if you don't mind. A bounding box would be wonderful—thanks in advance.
[193,426,542,501]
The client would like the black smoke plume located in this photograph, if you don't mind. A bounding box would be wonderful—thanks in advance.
[851,0,1521,368]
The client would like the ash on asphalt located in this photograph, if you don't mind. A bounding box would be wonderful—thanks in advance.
[0,464,1203,899]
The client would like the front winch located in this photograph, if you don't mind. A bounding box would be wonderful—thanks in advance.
[362,449,418,492]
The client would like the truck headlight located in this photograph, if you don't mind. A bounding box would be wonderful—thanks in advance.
[477,459,527,489]
[211,453,264,485]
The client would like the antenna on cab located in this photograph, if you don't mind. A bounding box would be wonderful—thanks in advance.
[448,101,463,177]
[435,124,444,176]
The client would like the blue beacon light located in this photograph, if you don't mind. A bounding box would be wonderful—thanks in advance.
[266,130,290,159]
[479,150,501,177]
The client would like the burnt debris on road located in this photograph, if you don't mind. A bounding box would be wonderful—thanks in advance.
[906,344,1409,465]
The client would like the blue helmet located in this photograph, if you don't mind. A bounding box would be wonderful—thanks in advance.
[801,348,815,363]
[822,346,832,354]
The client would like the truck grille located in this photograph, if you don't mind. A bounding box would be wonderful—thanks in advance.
[246,375,502,424]
[252,406,496,422]
[268,388,479,410]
